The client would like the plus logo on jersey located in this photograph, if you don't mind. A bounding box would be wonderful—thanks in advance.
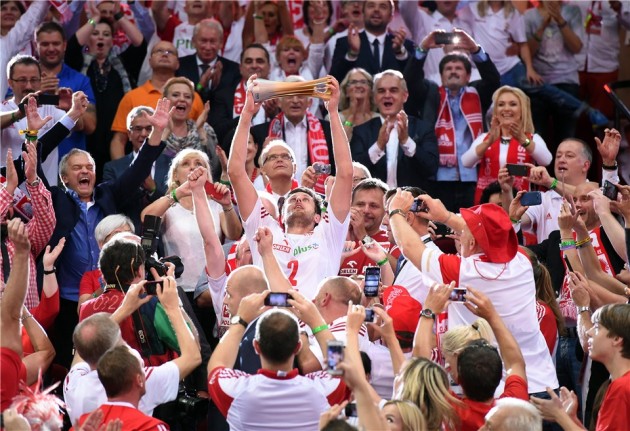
[293,242,320,256]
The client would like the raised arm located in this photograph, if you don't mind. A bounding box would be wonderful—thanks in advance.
[21,308,55,385]
[189,167,225,279]
[413,282,453,359]
[325,77,353,221]
[255,226,292,292]
[157,275,202,379]
[227,76,262,221]
[0,219,31,355]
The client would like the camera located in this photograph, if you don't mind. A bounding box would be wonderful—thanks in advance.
[313,162,331,175]
[141,215,184,279]
[160,385,209,422]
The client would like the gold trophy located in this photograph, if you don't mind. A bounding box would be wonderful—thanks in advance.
[252,76,332,102]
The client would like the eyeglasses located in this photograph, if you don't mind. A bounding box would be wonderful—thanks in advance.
[352,176,367,183]
[348,79,369,86]
[152,49,176,56]
[10,77,41,85]
[264,153,293,163]
[129,125,153,133]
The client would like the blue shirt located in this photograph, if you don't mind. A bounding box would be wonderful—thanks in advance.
[57,191,103,301]
[436,87,478,182]
[57,63,96,158]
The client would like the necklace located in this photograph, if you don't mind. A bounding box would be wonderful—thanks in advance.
[500,136,511,145]
[473,259,507,280]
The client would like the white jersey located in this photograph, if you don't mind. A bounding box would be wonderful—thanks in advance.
[173,21,195,57]
[63,360,179,425]
[421,250,558,394]
[244,197,350,299]
[307,316,370,367]
[394,236,442,305]
[207,272,230,337]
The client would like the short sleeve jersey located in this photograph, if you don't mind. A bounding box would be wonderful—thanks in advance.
[244,197,350,299]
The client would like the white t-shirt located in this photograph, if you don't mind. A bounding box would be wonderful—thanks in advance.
[63,360,179,425]
[393,236,442,305]
[307,315,371,367]
[461,132,552,169]
[421,250,558,394]
[207,272,229,337]
[0,99,66,185]
[208,367,346,431]
[244,197,350,299]
[162,199,223,291]
[173,21,195,57]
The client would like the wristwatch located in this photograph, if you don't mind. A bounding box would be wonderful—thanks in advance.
[230,315,248,328]
[521,138,531,148]
[420,308,435,320]
[389,209,407,219]
[26,177,41,187]
[577,306,591,314]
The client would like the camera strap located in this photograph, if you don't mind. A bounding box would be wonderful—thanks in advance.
[131,309,154,362]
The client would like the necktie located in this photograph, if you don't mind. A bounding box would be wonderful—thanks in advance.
[372,39,381,70]
[200,63,210,76]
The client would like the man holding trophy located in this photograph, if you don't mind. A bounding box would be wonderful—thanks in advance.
[227,75,353,300]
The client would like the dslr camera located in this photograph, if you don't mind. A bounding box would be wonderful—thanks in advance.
[141,215,184,279]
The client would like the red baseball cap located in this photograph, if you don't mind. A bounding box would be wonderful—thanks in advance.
[383,285,422,342]
[460,203,518,264]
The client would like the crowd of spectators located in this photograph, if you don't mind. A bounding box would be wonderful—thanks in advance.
[1,1,630,430]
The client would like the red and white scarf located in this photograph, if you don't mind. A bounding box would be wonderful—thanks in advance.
[435,87,483,168]
[233,80,246,118]
[268,112,330,194]
[474,135,533,204]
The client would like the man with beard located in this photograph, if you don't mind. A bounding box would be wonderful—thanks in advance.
[228,75,352,300]
[330,0,413,82]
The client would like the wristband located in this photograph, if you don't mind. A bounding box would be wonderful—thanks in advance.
[510,217,521,224]
[602,162,618,171]
[577,306,591,314]
[170,189,179,203]
[114,11,125,21]
[20,314,33,323]
[576,237,592,248]
[88,18,96,27]
[43,266,56,275]
[521,138,531,148]
[312,324,329,335]
[10,112,18,124]
[376,257,389,266]
[219,179,231,186]
[196,82,204,92]
[253,14,263,20]
[559,244,576,251]
[327,27,335,36]
[19,129,38,141]
[557,20,568,29]
[343,120,353,127]
[560,240,576,247]
[550,178,558,190]
[389,209,407,219]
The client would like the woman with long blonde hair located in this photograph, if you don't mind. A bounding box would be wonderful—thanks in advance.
[382,400,427,431]
[462,85,552,204]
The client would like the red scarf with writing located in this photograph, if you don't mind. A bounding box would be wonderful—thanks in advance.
[268,112,330,194]
[233,80,246,117]
[474,134,533,204]
[435,87,483,168]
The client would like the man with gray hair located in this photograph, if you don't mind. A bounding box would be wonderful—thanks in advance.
[102,106,171,231]
[480,398,542,431]
[350,69,438,191]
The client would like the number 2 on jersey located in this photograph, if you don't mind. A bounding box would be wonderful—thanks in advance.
[287,260,299,286]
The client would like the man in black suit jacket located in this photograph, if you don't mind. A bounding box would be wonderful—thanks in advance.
[176,19,241,136]
[330,0,413,82]
[102,106,171,232]
[350,70,438,191]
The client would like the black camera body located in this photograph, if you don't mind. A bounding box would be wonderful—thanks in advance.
[141,215,184,279]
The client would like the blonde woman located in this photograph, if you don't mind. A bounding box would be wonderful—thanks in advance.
[382,400,427,431]
[141,150,242,297]
[461,85,551,204]
[331,68,379,141]
[395,358,460,431]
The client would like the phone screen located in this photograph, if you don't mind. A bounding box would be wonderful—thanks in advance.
[327,341,344,375]
[520,191,542,206]
[364,308,375,322]
[364,266,380,297]
[264,292,292,307]
[449,288,467,302]
[506,164,530,177]
[602,180,618,201]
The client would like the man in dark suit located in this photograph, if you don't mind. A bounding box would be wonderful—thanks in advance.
[330,0,413,83]
[176,19,241,136]
[250,76,335,186]
[48,100,171,369]
[402,29,500,212]
[350,70,438,191]
[102,106,171,232]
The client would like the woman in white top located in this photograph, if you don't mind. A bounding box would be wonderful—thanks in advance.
[461,85,551,204]
[141,149,242,294]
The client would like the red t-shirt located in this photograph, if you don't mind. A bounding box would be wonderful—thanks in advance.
[75,403,169,431]
[338,229,398,276]
[596,370,630,431]
[0,348,27,410]
[451,374,529,431]
[79,269,105,297]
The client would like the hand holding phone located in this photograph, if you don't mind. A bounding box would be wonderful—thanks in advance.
[520,191,542,206]
[204,181,225,201]
[264,292,292,307]
[506,164,530,177]
[602,180,619,201]
[313,162,331,175]
[326,340,344,375]
[434,32,455,45]
[363,266,380,297]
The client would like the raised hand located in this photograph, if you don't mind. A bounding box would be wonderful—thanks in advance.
[40,72,59,94]
[68,91,89,122]
[212,182,232,206]
[22,141,38,184]
[595,128,621,166]
[188,166,208,191]
[347,24,361,53]
[147,98,173,131]
[424,281,455,315]
[25,96,52,131]
[567,272,591,308]
[452,28,478,53]
[4,149,17,196]
[7,218,30,254]
[558,199,578,231]
[244,75,263,116]
[508,191,529,222]
[396,110,409,143]
[376,119,394,150]
[389,27,406,54]
[497,166,514,193]
[463,286,497,320]
[196,101,210,131]
[210,61,224,90]
[323,76,340,114]
[57,87,73,111]
[43,237,66,270]
[254,226,273,256]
